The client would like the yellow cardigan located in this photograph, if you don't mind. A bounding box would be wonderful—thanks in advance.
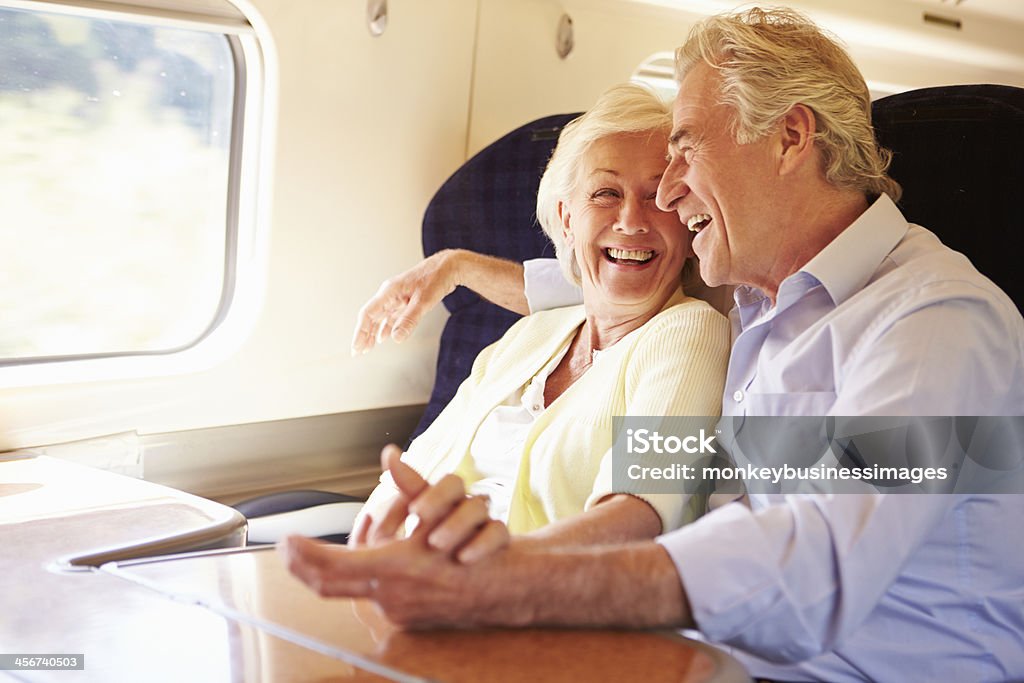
[364,288,730,534]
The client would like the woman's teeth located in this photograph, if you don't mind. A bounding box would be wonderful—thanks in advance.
[605,248,654,263]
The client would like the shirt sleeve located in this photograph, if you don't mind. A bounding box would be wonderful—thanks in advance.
[523,258,582,312]
[833,292,1024,416]
[657,494,956,663]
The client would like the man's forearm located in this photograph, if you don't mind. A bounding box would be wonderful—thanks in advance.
[449,249,528,315]
[283,520,691,630]
[472,541,693,630]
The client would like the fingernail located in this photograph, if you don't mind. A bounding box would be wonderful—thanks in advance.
[428,531,446,550]
[392,327,409,343]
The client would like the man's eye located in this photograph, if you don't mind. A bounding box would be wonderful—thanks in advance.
[668,148,690,165]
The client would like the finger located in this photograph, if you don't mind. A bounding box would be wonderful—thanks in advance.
[425,495,491,553]
[389,294,428,344]
[351,301,383,355]
[367,493,413,545]
[456,520,511,564]
[375,314,396,346]
[382,445,429,500]
[407,474,467,532]
[348,512,372,548]
[279,535,377,598]
[351,290,401,355]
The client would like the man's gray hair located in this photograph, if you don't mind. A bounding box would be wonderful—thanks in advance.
[676,6,902,200]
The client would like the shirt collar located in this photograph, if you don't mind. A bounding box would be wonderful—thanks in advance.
[729,194,908,318]
[800,193,908,306]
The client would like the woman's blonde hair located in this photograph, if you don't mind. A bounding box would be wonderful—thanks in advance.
[535,83,678,285]
[676,7,901,200]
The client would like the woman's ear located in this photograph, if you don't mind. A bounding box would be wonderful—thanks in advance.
[559,201,574,248]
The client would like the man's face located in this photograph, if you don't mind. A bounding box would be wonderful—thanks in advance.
[655,63,782,290]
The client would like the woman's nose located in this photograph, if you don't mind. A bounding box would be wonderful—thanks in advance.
[613,195,650,234]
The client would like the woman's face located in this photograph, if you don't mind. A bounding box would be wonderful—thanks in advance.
[561,130,691,319]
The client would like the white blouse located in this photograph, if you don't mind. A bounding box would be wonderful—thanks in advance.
[466,336,614,522]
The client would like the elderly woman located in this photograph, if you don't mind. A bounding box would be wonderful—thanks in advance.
[356,83,728,548]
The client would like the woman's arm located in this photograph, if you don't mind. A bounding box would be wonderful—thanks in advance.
[513,493,661,551]
[587,301,732,534]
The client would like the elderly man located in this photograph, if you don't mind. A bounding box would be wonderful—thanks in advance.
[283,8,1024,682]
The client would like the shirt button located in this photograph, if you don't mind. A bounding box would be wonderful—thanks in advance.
[733,390,744,402]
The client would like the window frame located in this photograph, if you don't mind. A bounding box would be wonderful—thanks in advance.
[0,0,273,387]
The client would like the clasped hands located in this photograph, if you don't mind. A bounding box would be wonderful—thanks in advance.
[279,445,511,627]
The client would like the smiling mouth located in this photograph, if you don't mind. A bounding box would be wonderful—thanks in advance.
[687,213,712,233]
[603,247,655,265]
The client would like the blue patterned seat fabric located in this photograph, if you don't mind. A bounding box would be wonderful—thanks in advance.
[411,113,580,440]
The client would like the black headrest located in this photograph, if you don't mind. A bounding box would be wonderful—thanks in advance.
[872,85,1024,311]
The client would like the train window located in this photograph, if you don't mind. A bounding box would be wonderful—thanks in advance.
[0,4,247,369]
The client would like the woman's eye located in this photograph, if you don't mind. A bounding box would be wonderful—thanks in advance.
[591,189,620,200]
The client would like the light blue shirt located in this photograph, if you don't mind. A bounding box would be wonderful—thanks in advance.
[525,194,1024,681]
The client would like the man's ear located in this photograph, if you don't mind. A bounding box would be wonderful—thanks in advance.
[559,201,574,248]
[778,104,817,176]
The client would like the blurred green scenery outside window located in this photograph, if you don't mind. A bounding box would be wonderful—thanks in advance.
[0,5,235,362]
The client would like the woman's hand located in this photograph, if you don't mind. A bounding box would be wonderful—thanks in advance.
[349,445,511,563]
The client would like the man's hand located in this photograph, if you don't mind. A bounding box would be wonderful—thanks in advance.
[351,251,462,355]
[281,532,481,628]
[280,529,689,630]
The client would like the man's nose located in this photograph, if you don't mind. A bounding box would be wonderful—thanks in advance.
[656,160,688,212]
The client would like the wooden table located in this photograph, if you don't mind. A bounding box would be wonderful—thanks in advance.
[2,454,751,682]
[1,453,249,682]
[104,545,751,682]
